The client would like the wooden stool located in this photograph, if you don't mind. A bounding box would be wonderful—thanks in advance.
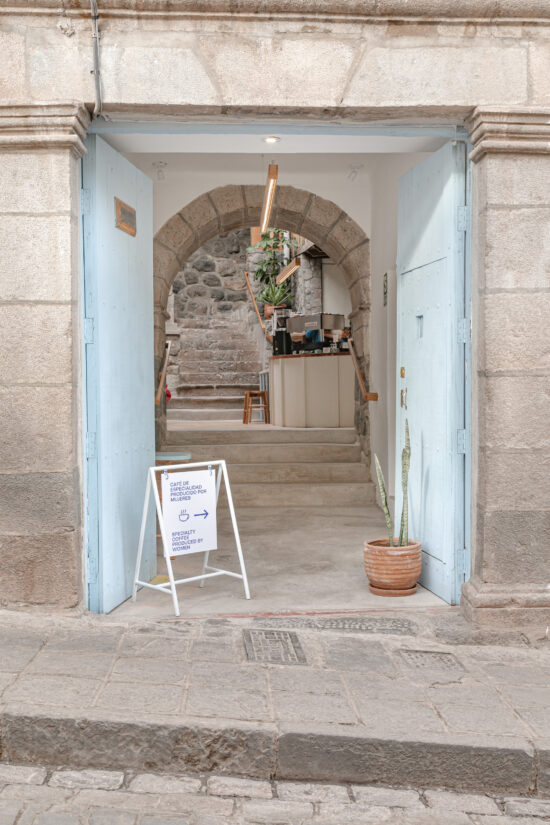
[243,390,270,424]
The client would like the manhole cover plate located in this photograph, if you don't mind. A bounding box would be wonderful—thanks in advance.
[253,616,417,635]
[243,629,307,664]
[399,649,464,672]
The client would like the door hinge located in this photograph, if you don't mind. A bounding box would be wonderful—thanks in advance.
[457,205,469,232]
[86,431,97,459]
[83,317,94,344]
[81,188,91,215]
[457,547,468,581]
[457,429,467,454]
[457,318,468,344]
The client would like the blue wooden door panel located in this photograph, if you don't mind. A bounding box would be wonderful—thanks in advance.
[395,141,466,604]
[82,135,156,614]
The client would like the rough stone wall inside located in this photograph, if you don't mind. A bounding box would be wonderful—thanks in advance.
[167,229,264,394]
[172,229,251,321]
[292,254,323,316]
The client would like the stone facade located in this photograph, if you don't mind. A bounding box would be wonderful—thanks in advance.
[0,2,548,621]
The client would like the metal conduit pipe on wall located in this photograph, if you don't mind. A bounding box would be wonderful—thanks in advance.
[90,0,102,118]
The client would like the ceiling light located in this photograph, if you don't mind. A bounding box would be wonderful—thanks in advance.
[276,256,301,286]
[260,163,278,234]
[263,136,281,144]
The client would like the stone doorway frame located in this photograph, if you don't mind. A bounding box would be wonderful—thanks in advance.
[153,184,372,449]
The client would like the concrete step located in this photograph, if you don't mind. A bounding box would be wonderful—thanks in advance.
[170,395,245,409]
[166,427,358,445]
[179,373,260,385]
[227,461,370,484]
[180,347,260,358]
[227,482,376,507]
[175,384,259,396]
[168,408,244,421]
[160,442,362,463]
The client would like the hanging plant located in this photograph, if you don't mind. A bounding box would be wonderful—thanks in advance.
[247,229,298,303]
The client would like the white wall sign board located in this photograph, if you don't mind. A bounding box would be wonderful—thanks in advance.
[132,460,250,617]
[161,469,217,556]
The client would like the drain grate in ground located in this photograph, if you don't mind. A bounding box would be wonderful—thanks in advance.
[253,616,418,636]
[399,649,464,673]
[243,629,307,665]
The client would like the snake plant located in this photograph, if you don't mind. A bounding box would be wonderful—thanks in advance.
[374,419,411,547]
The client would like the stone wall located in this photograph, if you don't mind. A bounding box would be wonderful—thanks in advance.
[2,3,549,112]
[292,255,323,316]
[167,229,264,394]
[167,230,328,393]
[172,229,251,321]
[0,105,90,608]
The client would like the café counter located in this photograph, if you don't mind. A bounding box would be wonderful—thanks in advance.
[269,352,354,428]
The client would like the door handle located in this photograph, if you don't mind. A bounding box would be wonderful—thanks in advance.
[400,388,408,409]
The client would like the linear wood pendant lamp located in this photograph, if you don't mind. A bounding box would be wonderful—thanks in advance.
[260,164,278,233]
[276,256,301,285]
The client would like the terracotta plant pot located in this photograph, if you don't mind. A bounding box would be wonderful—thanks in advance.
[264,303,287,320]
[363,538,422,596]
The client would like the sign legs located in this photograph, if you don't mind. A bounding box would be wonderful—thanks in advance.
[222,461,251,600]
[133,460,250,617]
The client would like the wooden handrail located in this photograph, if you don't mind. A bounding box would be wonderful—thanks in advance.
[155,340,172,406]
[244,270,273,343]
[349,338,378,402]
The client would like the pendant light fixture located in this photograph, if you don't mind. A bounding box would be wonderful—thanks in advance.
[276,256,301,285]
[260,163,278,233]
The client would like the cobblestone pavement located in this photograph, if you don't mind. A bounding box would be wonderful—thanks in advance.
[2,763,550,824]
[0,609,549,795]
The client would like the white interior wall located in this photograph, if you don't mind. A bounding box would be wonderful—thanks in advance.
[126,153,374,236]
[322,262,353,317]
[127,150,430,496]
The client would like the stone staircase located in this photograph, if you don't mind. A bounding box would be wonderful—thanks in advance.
[169,318,263,423]
[163,426,376,507]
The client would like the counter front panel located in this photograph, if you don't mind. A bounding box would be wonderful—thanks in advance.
[269,352,354,428]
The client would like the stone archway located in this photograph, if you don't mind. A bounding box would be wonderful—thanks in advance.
[153,185,371,448]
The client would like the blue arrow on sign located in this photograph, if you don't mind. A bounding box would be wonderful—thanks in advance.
[194,509,209,519]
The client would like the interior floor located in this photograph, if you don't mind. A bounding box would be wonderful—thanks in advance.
[113,505,446,619]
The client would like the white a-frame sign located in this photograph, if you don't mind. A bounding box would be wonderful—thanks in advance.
[133,461,250,616]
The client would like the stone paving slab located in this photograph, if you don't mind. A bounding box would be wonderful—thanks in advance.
[0,765,548,824]
[0,609,548,795]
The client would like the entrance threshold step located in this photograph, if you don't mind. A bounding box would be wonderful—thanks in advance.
[166,427,359,445]
[227,481,376,507]
[161,443,362,463]
[167,409,244,421]
[0,708,537,795]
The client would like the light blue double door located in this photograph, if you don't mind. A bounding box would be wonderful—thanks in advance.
[395,141,470,605]
[81,136,157,613]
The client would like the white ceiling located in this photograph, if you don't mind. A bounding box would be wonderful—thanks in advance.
[103,131,448,155]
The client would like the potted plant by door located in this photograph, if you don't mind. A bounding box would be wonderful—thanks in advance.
[364,420,422,596]
[259,281,292,319]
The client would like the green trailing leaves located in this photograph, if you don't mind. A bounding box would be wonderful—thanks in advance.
[374,454,394,546]
[398,419,411,546]
[374,419,411,548]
